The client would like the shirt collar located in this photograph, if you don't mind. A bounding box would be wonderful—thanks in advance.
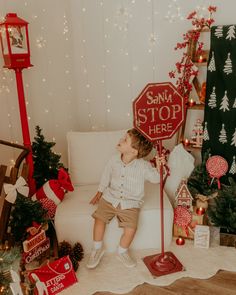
[118,154,138,167]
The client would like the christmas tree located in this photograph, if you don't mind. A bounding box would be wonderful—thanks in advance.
[10,192,47,242]
[32,126,64,189]
[219,91,229,112]
[233,98,236,108]
[203,122,210,141]
[229,156,236,174]
[190,119,203,147]
[207,178,236,233]
[214,26,223,38]
[223,53,233,75]
[208,86,217,108]
[208,52,216,72]
[226,25,236,40]
[231,128,236,147]
[219,123,227,144]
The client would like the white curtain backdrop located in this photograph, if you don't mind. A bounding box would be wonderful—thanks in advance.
[0,0,235,167]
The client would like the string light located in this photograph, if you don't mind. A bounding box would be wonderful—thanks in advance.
[36,36,46,48]
[149,0,157,81]
[114,5,130,33]
[0,1,204,166]
[165,0,184,23]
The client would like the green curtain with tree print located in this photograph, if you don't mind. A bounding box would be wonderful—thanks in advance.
[202,25,236,183]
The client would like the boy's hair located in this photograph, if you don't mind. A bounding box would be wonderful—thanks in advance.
[127,128,153,159]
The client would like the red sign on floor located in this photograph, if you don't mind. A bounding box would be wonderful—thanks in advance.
[133,82,184,141]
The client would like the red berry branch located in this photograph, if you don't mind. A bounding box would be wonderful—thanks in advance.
[169,6,217,101]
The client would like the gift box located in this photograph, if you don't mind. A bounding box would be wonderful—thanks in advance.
[194,225,210,248]
[29,256,77,295]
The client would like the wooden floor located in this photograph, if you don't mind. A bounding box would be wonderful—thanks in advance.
[94,269,236,295]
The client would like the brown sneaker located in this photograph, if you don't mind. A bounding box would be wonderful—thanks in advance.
[117,251,136,268]
[86,247,105,269]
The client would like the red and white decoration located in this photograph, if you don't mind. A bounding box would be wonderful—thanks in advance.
[22,222,50,264]
[174,206,192,237]
[29,256,77,295]
[206,155,228,189]
[33,168,74,218]
[190,119,203,148]
[175,179,193,211]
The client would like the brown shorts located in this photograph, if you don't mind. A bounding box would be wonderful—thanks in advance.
[92,198,140,229]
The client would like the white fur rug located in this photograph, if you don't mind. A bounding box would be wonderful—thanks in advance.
[60,239,236,295]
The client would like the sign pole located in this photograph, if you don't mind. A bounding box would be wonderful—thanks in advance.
[133,82,184,277]
[158,140,165,257]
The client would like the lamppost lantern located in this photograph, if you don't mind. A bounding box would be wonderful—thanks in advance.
[0,13,32,69]
[0,13,35,195]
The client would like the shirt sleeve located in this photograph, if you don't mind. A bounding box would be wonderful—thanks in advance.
[143,160,160,183]
[97,157,113,192]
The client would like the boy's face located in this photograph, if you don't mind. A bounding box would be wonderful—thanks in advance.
[116,133,137,156]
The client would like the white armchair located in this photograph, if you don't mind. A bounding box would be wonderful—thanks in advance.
[55,130,174,253]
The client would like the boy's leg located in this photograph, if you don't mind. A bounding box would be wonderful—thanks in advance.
[87,218,106,269]
[120,227,137,248]
[117,227,137,268]
[116,207,140,268]
[93,218,106,241]
[87,198,116,269]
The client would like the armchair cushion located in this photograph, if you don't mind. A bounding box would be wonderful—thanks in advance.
[67,130,126,185]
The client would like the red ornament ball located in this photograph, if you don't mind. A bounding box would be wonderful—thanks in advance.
[176,237,185,246]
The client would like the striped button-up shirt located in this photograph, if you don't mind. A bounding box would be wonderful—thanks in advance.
[98,154,160,209]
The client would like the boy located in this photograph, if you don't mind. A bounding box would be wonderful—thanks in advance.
[87,128,162,269]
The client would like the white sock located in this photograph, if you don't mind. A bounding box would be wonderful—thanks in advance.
[94,241,103,250]
[118,245,128,254]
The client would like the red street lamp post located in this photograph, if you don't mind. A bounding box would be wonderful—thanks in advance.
[0,13,35,195]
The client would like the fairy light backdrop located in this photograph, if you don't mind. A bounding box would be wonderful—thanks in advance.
[0,0,235,167]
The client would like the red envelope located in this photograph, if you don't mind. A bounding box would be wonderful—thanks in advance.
[29,256,78,295]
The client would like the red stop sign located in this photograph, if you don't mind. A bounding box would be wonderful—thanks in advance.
[133,82,184,142]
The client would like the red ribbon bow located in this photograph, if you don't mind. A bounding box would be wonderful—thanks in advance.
[58,168,74,191]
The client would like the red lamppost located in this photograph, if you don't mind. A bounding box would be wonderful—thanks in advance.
[0,13,35,195]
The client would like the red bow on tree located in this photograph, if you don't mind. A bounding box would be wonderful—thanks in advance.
[57,168,74,191]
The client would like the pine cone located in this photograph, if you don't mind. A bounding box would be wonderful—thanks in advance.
[58,241,72,258]
[72,242,84,261]
[69,254,79,272]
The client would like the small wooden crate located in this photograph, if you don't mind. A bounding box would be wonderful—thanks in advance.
[220,229,236,247]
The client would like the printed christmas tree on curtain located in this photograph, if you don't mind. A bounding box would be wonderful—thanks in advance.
[203,25,236,182]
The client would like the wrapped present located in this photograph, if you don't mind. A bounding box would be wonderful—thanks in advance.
[194,225,210,248]
[173,206,207,239]
[29,256,77,295]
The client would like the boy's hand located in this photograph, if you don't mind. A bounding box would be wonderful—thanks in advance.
[90,192,102,205]
[155,155,166,173]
